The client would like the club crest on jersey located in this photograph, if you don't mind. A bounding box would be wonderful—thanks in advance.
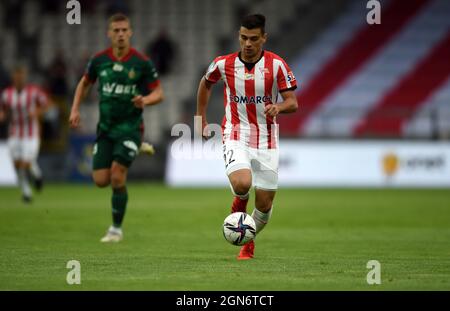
[244,73,255,80]
[128,68,136,79]
[112,63,124,72]
[259,68,270,75]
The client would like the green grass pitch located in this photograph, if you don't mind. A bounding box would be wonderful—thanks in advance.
[0,184,449,290]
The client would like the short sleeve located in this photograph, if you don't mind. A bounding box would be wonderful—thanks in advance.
[142,58,160,91]
[84,57,97,83]
[204,58,222,84]
[276,59,297,92]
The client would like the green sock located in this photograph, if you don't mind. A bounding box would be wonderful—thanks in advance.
[112,186,128,228]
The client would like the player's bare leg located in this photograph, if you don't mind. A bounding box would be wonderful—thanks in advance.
[92,169,111,188]
[253,188,275,232]
[228,169,252,213]
[100,162,128,243]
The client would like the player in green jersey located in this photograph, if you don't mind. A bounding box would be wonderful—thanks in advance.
[69,13,164,242]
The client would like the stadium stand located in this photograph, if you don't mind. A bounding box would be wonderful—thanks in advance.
[1,0,449,182]
[3,0,339,144]
[281,0,450,139]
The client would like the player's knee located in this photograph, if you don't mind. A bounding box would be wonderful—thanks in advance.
[232,180,251,195]
[95,181,110,188]
[110,170,126,188]
[110,162,128,187]
[93,176,110,188]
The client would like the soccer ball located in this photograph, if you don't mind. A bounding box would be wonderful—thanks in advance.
[222,212,256,246]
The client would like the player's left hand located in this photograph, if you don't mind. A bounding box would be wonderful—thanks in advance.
[132,95,146,109]
[264,104,280,117]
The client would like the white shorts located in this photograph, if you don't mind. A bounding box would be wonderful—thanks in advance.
[223,140,279,191]
[8,137,40,162]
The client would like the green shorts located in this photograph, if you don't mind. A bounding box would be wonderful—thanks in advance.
[92,133,141,170]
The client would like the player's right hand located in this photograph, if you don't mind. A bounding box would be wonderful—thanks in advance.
[202,121,211,140]
[69,110,81,128]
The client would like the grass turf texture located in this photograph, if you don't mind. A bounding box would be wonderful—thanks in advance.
[0,184,449,290]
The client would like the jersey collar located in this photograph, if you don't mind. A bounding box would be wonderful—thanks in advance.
[238,50,265,71]
[107,47,134,62]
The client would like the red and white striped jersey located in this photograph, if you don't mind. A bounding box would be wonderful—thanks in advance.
[1,85,48,139]
[205,50,297,149]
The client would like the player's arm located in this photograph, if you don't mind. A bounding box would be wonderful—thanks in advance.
[69,76,93,128]
[264,90,298,117]
[132,83,164,108]
[195,77,214,138]
[0,104,6,123]
[0,92,9,123]
[31,89,52,120]
[0,98,4,122]
[133,58,164,108]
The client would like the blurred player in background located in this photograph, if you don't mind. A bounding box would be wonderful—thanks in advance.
[0,64,48,203]
[69,13,164,242]
[196,14,298,259]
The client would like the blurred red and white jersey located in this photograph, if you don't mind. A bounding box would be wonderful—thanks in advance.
[1,85,48,140]
[205,50,297,149]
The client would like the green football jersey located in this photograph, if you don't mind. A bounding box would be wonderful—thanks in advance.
[84,47,159,138]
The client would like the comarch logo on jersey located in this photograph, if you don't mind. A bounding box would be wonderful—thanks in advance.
[229,95,272,105]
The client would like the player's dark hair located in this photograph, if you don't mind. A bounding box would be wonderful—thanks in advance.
[241,14,266,34]
[108,13,131,27]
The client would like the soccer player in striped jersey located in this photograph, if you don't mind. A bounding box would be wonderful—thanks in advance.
[69,13,164,242]
[196,14,298,259]
[0,64,48,203]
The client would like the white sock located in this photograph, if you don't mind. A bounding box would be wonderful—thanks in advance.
[235,192,249,200]
[19,168,32,198]
[30,160,42,179]
[252,207,272,234]
[109,225,123,234]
